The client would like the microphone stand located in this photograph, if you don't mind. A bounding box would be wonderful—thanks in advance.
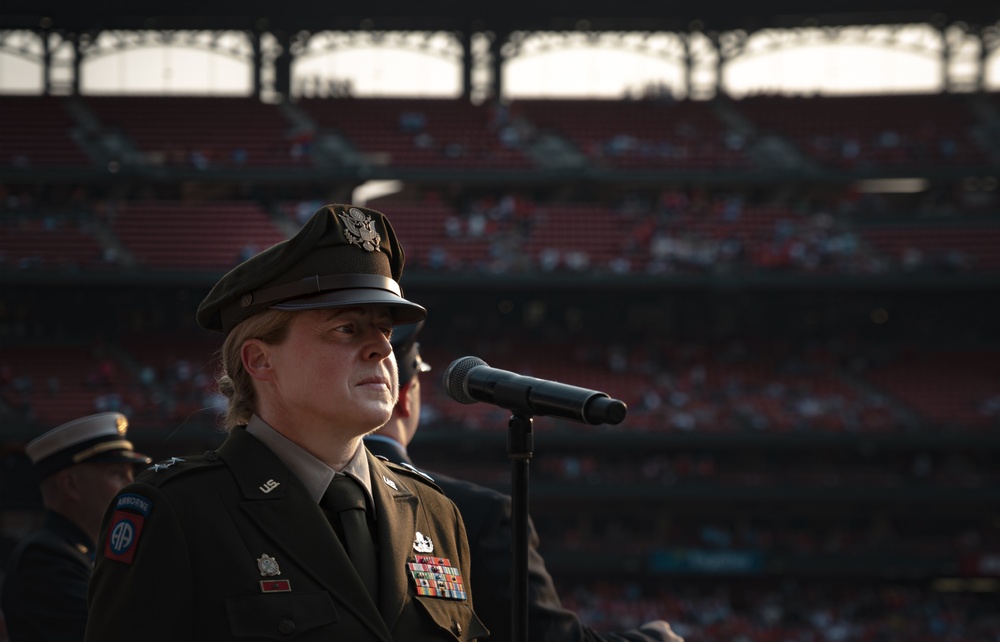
[443,356,626,641]
[507,412,533,642]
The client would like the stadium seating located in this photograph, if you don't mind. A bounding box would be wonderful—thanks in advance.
[0,344,128,427]
[0,96,90,167]
[556,579,998,641]
[299,97,533,169]
[511,98,752,169]
[109,200,286,270]
[734,93,989,168]
[859,223,1000,271]
[864,350,1000,428]
[423,338,911,434]
[0,218,108,270]
[520,203,635,268]
[84,96,311,167]
[363,200,497,269]
[116,330,224,426]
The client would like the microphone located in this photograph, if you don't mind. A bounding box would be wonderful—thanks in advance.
[442,356,627,425]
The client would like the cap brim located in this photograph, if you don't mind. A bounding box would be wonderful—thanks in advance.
[270,289,427,324]
[87,450,153,466]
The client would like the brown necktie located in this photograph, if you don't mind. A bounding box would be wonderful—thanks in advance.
[321,475,380,603]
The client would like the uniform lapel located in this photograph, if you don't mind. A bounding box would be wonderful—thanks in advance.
[368,453,419,630]
[217,428,391,641]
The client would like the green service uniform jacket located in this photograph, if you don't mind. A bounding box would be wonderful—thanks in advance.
[85,427,488,642]
[365,437,676,642]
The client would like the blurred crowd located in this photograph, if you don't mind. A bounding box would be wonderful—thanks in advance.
[3,179,999,276]
[408,183,997,276]
[4,333,997,435]
[560,580,1000,642]
[418,337,999,435]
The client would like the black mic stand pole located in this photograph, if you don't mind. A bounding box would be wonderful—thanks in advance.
[507,412,533,642]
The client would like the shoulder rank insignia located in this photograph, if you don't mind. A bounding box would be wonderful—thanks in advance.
[151,456,185,472]
[401,461,435,482]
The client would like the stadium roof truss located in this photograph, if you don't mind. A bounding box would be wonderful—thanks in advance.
[1,4,999,99]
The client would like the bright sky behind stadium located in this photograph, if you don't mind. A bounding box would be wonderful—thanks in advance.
[0,24,997,97]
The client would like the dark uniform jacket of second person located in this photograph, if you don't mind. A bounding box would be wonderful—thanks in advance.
[85,426,488,642]
[365,436,672,642]
[1,511,93,642]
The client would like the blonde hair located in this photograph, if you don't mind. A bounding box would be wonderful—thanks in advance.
[216,309,296,431]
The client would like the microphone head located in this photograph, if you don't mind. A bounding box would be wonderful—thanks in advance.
[442,356,488,404]
[585,396,628,425]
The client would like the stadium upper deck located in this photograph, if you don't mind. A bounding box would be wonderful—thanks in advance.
[2,93,997,176]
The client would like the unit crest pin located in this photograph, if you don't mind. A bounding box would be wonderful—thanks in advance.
[413,531,434,553]
[257,553,281,577]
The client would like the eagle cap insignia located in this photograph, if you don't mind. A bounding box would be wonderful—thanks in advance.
[413,531,434,553]
[338,207,381,252]
[257,553,281,577]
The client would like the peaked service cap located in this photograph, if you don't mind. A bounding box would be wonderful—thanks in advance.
[390,320,432,386]
[25,412,152,479]
[197,204,426,334]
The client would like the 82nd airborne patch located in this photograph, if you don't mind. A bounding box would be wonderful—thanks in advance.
[103,493,152,564]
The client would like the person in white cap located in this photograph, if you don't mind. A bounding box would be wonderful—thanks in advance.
[0,412,151,642]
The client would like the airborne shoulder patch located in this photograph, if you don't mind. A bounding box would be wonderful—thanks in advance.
[103,493,153,564]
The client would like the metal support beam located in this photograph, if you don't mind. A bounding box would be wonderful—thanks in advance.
[41,28,52,95]
[251,30,262,99]
[273,30,292,101]
[461,28,472,101]
[490,30,508,101]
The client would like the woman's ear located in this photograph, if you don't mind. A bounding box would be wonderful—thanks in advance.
[241,339,273,382]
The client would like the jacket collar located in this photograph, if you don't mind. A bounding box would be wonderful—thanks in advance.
[216,427,422,636]
[363,435,413,467]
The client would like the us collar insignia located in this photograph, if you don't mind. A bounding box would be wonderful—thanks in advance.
[408,556,467,600]
[257,553,281,577]
[413,531,434,553]
[338,207,381,252]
